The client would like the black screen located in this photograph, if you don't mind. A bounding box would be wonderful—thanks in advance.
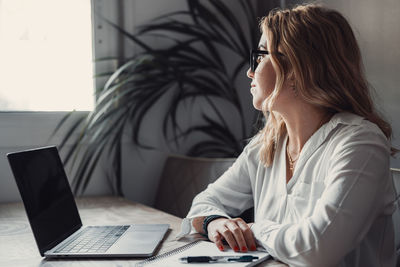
[7,146,82,256]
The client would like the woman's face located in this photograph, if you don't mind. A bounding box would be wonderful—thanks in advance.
[246,32,277,111]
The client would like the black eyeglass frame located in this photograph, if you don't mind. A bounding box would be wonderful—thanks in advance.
[250,49,284,72]
[250,49,270,72]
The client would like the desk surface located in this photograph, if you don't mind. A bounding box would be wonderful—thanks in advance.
[0,196,286,267]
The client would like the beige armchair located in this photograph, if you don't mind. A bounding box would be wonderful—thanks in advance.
[154,155,236,219]
[391,168,400,265]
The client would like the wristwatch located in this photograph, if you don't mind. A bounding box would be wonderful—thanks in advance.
[202,215,227,237]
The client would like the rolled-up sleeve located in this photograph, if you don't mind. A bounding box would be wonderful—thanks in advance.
[251,127,392,266]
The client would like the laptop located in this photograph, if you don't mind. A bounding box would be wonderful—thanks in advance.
[7,146,169,258]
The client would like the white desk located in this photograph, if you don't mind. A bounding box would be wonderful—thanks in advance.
[0,196,286,266]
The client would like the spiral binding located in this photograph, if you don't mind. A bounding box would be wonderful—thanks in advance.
[135,240,202,266]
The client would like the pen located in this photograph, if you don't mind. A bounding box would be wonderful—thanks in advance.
[245,254,272,267]
[179,255,259,263]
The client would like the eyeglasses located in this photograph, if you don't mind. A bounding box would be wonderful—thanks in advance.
[250,49,270,72]
[250,49,284,72]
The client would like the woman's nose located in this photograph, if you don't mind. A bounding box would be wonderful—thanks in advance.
[246,67,254,79]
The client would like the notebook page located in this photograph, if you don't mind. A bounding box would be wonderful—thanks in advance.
[139,240,269,267]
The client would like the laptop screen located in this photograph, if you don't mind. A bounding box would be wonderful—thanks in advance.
[7,146,82,255]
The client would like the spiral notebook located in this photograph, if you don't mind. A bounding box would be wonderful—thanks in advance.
[135,240,270,267]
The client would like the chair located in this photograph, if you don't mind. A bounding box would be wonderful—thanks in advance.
[391,168,400,266]
[154,155,236,219]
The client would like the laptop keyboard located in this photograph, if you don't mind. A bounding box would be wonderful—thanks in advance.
[54,225,130,254]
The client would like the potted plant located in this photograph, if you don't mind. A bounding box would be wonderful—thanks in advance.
[54,0,261,195]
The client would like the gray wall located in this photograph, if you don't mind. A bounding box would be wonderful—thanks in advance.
[0,112,113,202]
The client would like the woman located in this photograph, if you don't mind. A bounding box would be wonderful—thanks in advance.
[179,3,397,267]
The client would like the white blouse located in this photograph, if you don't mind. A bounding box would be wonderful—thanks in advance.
[183,112,396,267]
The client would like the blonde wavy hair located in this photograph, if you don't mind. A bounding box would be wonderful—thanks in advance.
[258,3,396,166]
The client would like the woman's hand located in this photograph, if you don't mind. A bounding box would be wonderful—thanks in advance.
[207,217,257,252]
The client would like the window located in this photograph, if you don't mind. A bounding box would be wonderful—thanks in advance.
[0,0,94,111]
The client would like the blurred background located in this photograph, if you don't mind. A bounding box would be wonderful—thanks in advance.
[0,0,398,205]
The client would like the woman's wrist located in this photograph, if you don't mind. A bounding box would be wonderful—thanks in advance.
[192,216,206,233]
[203,215,228,237]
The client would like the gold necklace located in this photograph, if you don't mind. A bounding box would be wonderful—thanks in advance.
[286,144,298,172]
[286,113,331,173]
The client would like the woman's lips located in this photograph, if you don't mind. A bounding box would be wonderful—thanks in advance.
[250,84,256,94]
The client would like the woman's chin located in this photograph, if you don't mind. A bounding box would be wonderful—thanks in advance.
[252,100,263,111]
